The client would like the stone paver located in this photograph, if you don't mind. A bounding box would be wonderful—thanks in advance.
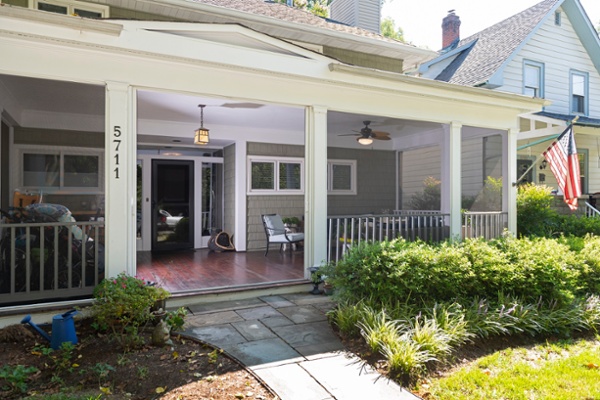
[224,338,304,368]
[185,310,243,327]
[183,324,247,348]
[277,305,328,324]
[236,305,284,320]
[232,320,276,341]
[254,363,333,400]
[182,294,419,399]
[300,353,419,399]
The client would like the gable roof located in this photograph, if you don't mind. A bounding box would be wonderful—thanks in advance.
[94,0,435,68]
[419,0,600,88]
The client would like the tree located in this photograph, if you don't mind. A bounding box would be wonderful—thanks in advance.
[380,17,404,42]
[276,0,331,18]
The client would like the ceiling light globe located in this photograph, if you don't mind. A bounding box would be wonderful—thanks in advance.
[358,137,373,145]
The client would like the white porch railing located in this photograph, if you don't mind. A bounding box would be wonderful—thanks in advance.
[0,220,104,306]
[585,201,600,218]
[327,212,449,263]
[462,211,508,240]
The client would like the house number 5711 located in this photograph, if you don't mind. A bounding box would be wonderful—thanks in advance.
[113,126,122,179]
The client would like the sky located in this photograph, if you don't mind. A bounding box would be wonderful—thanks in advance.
[381,0,600,50]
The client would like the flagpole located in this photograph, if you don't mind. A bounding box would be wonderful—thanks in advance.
[512,116,579,187]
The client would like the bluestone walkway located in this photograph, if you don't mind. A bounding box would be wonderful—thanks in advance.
[182,293,420,400]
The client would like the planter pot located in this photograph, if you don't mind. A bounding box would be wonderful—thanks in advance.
[323,283,334,296]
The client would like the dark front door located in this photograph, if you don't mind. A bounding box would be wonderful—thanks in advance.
[152,160,194,251]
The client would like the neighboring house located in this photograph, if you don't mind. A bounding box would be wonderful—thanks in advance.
[0,0,544,314]
[419,0,600,214]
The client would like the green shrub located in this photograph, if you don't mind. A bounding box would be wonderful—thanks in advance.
[0,364,39,394]
[90,273,170,350]
[516,183,559,237]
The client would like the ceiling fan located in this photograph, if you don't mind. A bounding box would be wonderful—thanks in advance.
[339,121,391,145]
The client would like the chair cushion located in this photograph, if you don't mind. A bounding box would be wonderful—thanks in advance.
[269,233,304,243]
[263,215,286,235]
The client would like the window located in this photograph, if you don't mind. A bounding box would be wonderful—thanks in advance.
[20,149,103,192]
[327,160,357,195]
[523,61,544,97]
[248,156,303,194]
[555,11,561,26]
[29,0,109,18]
[570,70,588,115]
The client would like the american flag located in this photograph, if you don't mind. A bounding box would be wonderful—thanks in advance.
[543,125,581,210]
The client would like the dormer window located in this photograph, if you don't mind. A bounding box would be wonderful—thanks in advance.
[554,11,561,26]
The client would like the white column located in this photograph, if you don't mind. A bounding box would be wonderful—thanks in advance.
[305,106,328,272]
[504,128,518,234]
[442,122,462,240]
[234,140,247,251]
[105,82,135,276]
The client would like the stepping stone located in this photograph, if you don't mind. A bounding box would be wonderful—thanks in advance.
[232,320,276,341]
[223,338,304,368]
[236,305,283,320]
[278,305,328,324]
[184,324,247,348]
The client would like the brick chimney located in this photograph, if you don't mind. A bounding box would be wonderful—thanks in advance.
[442,10,461,49]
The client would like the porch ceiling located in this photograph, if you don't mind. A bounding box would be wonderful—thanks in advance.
[1,73,445,151]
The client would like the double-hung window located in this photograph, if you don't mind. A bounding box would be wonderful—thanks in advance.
[523,61,544,98]
[570,70,589,115]
[327,160,357,195]
[248,156,303,194]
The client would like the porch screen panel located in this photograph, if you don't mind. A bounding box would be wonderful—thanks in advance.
[251,162,274,190]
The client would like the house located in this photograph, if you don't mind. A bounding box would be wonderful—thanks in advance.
[419,0,600,214]
[0,0,544,314]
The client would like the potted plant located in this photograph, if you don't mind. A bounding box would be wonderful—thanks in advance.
[282,216,301,229]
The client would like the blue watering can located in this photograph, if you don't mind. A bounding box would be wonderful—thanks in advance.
[21,310,78,350]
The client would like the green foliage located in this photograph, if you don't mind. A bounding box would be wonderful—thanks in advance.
[0,364,39,394]
[328,235,593,308]
[164,307,188,332]
[468,176,503,211]
[408,177,440,210]
[275,0,331,17]
[90,273,171,350]
[517,183,559,236]
[282,216,301,226]
[380,17,404,41]
[90,363,115,386]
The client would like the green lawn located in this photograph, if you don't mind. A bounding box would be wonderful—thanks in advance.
[417,337,600,400]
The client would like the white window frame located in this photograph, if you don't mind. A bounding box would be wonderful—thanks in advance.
[327,159,357,195]
[570,70,589,115]
[247,156,304,195]
[16,146,105,194]
[29,0,109,18]
[523,60,544,98]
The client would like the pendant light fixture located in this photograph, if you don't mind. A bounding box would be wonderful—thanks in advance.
[194,104,209,145]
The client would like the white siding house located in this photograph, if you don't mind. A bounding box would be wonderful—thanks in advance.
[419,0,600,212]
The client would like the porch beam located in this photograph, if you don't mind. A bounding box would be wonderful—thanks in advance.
[105,81,135,276]
[305,106,328,272]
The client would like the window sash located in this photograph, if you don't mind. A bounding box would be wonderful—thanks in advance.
[523,61,543,98]
[327,160,357,195]
[570,71,588,115]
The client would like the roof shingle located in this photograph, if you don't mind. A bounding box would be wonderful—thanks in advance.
[436,0,561,86]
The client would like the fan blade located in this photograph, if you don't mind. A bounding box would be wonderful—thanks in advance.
[338,133,360,137]
[371,132,391,140]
